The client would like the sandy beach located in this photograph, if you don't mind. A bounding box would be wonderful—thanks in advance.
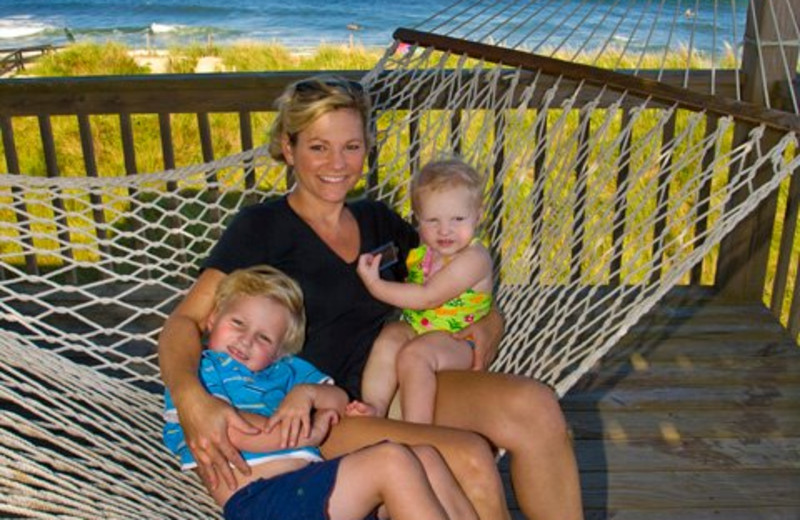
[128,49,224,73]
[1,41,383,78]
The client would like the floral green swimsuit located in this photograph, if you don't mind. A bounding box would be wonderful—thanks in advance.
[401,244,493,334]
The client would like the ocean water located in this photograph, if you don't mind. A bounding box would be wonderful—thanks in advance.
[0,0,444,51]
[0,0,747,55]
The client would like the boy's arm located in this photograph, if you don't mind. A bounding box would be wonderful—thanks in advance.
[357,245,492,310]
[267,384,349,448]
[307,383,349,411]
[228,410,339,452]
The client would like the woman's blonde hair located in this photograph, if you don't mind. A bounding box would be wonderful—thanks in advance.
[268,75,372,162]
[410,157,485,215]
[212,265,306,355]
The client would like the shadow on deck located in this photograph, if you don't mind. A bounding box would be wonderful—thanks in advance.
[501,288,800,519]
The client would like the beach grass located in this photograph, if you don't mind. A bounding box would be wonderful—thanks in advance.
[19,41,386,75]
[30,42,150,76]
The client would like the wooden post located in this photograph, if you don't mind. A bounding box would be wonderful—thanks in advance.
[715,0,800,301]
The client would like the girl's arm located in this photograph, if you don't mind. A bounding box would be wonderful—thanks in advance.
[158,268,259,489]
[357,244,492,310]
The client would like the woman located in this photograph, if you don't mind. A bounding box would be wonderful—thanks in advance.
[158,76,583,520]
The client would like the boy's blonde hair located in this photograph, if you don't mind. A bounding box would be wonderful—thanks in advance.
[410,157,485,215]
[212,265,306,355]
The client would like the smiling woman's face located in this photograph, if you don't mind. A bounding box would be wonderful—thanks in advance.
[282,108,366,205]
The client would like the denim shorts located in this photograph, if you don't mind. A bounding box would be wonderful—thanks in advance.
[222,458,380,520]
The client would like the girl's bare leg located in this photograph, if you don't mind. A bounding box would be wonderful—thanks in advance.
[435,370,584,520]
[327,442,447,520]
[410,445,478,520]
[321,417,510,520]
[396,332,472,424]
[361,322,415,416]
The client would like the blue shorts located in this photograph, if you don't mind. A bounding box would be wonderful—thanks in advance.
[223,457,380,520]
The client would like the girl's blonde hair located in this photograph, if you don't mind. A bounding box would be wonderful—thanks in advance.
[410,157,485,215]
[213,265,306,355]
[268,75,372,162]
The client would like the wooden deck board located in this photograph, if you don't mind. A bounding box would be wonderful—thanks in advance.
[566,409,800,439]
[574,438,800,471]
[582,508,800,520]
[579,470,800,508]
[502,289,800,519]
[504,469,800,512]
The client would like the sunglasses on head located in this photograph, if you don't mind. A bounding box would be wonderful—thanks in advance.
[294,78,365,95]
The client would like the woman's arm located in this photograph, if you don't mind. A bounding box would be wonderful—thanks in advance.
[357,244,492,310]
[453,306,505,370]
[158,268,258,490]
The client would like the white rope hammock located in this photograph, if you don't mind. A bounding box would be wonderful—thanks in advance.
[1,0,797,516]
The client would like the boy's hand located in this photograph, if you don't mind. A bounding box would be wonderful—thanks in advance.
[266,385,314,448]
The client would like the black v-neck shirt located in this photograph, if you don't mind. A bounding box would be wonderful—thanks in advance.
[204,196,418,398]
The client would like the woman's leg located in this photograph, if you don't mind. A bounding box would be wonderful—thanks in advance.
[327,442,447,520]
[397,332,472,424]
[409,444,478,520]
[321,417,510,520]
[435,370,584,520]
[361,321,415,416]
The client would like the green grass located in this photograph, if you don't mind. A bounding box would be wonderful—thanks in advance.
[217,42,295,72]
[20,41,386,76]
[31,42,149,76]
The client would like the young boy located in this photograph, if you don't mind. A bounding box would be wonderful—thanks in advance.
[162,265,477,520]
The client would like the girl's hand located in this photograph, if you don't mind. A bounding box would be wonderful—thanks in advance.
[179,387,259,490]
[266,385,314,448]
[453,307,505,370]
[356,253,382,287]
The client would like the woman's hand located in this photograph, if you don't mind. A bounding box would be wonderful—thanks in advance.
[452,307,505,370]
[266,385,315,448]
[178,386,260,490]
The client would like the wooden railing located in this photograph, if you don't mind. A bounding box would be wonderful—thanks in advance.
[0,65,797,340]
[0,44,60,76]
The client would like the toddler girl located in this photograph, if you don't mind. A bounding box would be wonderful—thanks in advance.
[355,157,494,423]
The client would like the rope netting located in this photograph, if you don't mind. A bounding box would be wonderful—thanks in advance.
[362,44,798,392]
[1,149,279,389]
[0,329,218,518]
[410,0,800,113]
[1,0,798,516]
